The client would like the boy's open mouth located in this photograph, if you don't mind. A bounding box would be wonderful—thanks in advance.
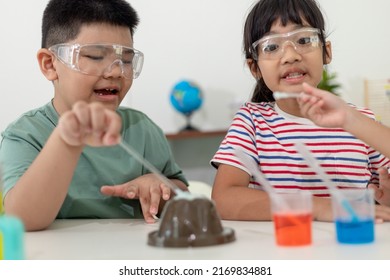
[94,88,119,95]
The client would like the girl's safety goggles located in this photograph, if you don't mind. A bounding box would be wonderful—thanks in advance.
[251,27,322,60]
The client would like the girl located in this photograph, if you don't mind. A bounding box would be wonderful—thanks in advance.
[211,0,390,222]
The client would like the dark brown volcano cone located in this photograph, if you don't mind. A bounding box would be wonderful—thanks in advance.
[148,195,235,247]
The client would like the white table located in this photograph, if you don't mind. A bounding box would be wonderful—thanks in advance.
[25,219,390,260]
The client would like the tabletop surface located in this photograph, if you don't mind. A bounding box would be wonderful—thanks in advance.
[24,219,390,260]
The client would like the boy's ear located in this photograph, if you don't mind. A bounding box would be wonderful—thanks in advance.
[324,41,332,65]
[246,58,262,80]
[37,48,58,81]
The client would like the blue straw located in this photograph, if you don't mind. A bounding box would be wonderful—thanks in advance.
[294,142,360,222]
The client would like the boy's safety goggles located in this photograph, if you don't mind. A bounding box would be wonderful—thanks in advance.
[251,27,322,60]
[49,43,144,79]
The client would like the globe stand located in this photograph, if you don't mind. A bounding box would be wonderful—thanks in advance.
[180,112,199,132]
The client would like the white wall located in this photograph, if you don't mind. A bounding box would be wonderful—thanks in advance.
[1,0,390,134]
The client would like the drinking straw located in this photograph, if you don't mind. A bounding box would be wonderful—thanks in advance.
[234,149,290,210]
[294,142,359,221]
[119,141,186,196]
[272,91,359,220]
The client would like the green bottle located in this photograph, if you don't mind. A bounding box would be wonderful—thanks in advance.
[0,231,3,260]
[0,165,3,215]
[0,166,25,260]
[0,216,25,259]
[0,165,3,259]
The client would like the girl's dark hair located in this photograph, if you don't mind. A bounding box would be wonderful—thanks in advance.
[41,0,139,48]
[243,0,328,102]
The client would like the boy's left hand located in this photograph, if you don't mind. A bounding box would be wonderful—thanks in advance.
[100,173,171,223]
[368,166,390,207]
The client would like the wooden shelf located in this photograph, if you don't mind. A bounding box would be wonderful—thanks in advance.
[165,129,227,140]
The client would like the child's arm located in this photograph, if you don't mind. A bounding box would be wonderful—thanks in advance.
[299,82,390,159]
[211,164,334,221]
[299,83,390,207]
[212,164,390,222]
[3,101,121,231]
[212,164,272,220]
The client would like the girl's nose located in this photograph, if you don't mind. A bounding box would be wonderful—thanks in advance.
[280,41,302,63]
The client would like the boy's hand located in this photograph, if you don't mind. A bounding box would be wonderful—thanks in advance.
[57,101,121,147]
[100,173,172,223]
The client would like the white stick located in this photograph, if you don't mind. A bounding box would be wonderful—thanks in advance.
[273,91,301,100]
[119,141,185,196]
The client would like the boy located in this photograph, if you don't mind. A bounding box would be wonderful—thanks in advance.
[0,0,188,231]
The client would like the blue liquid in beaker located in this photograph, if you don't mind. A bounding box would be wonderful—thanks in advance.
[335,218,374,244]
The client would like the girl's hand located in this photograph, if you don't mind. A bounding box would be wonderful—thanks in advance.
[298,83,349,128]
[374,204,390,223]
[368,166,390,207]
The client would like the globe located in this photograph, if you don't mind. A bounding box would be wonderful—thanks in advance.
[170,80,203,131]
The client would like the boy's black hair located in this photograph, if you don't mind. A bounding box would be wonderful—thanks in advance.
[41,0,139,48]
[243,0,328,102]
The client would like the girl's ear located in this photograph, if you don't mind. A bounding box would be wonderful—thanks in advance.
[324,41,332,65]
[246,58,262,80]
[37,48,58,81]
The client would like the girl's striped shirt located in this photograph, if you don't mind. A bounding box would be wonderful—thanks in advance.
[211,102,390,196]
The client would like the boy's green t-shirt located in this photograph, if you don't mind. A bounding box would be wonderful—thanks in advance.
[0,102,187,219]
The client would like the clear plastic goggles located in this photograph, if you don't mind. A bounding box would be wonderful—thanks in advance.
[251,27,322,60]
[49,43,144,79]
